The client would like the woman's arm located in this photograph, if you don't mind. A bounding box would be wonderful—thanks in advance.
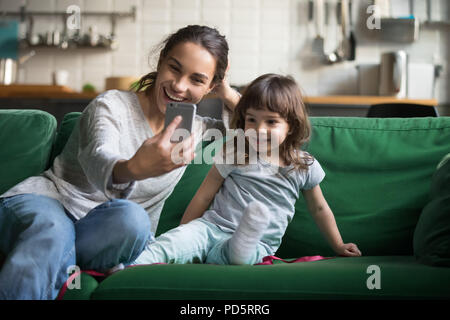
[212,63,240,112]
[180,165,225,225]
[217,84,241,112]
[77,97,137,199]
[302,185,361,256]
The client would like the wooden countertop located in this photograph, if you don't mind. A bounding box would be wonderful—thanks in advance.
[0,85,438,106]
[304,95,438,106]
[0,85,98,99]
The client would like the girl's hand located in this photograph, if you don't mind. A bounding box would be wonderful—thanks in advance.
[335,243,362,257]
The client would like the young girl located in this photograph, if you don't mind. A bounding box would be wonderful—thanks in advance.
[134,73,361,266]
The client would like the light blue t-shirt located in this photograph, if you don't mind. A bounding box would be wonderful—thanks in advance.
[201,152,325,254]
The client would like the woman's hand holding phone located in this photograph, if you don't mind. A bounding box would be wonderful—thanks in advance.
[113,116,196,183]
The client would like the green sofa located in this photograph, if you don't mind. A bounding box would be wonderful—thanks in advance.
[0,109,449,300]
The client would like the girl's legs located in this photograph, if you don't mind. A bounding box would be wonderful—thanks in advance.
[0,194,76,300]
[135,202,271,266]
[74,199,152,271]
[205,239,269,265]
[134,218,226,265]
[227,201,271,265]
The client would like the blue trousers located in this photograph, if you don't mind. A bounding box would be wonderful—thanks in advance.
[0,194,151,300]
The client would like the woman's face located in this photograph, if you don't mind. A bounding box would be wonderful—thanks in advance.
[151,41,217,115]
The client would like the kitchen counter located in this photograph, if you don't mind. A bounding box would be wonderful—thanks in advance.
[0,85,438,106]
[0,85,98,99]
[304,95,437,106]
[0,85,439,122]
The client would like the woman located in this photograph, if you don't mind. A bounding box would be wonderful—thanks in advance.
[0,25,240,300]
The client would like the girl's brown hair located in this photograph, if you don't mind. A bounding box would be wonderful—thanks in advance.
[135,25,229,93]
[227,73,313,172]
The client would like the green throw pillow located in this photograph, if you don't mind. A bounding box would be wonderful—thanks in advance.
[413,154,450,267]
[48,112,81,167]
[0,110,57,194]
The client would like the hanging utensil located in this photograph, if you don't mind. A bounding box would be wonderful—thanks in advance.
[324,0,343,63]
[324,0,351,64]
[348,0,356,60]
[312,0,325,56]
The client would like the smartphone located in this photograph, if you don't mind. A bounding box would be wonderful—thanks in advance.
[164,102,197,143]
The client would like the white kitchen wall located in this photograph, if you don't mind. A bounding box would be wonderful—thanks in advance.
[1,0,449,113]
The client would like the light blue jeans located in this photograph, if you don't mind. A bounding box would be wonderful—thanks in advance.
[134,218,270,265]
[0,193,151,300]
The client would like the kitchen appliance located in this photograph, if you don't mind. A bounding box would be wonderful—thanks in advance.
[357,64,379,96]
[0,50,35,85]
[379,51,408,98]
[407,63,435,99]
[379,17,419,43]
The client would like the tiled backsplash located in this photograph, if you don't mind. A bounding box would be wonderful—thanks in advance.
[1,0,449,110]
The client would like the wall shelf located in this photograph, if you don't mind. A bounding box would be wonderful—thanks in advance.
[1,6,136,22]
[2,5,136,50]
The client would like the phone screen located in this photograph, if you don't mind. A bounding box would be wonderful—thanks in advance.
[164,102,197,143]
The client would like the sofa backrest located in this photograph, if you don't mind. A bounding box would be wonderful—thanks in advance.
[0,110,57,195]
[3,111,449,258]
[277,117,450,257]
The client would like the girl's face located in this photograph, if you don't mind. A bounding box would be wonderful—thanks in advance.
[151,42,217,115]
[244,108,290,153]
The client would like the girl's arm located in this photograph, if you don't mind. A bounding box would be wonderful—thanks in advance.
[180,165,225,225]
[302,185,362,257]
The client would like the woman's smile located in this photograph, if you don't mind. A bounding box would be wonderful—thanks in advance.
[162,86,187,103]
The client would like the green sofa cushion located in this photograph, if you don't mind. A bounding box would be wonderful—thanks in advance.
[61,273,99,300]
[91,256,450,300]
[277,117,450,258]
[0,109,57,195]
[49,112,81,166]
[413,154,450,267]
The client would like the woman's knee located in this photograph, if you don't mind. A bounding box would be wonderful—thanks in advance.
[80,199,152,248]
[105,199,152,239]
[75,199,151,270]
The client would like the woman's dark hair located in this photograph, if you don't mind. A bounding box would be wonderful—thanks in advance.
[135,25,229,93]
[227,73,313,172]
